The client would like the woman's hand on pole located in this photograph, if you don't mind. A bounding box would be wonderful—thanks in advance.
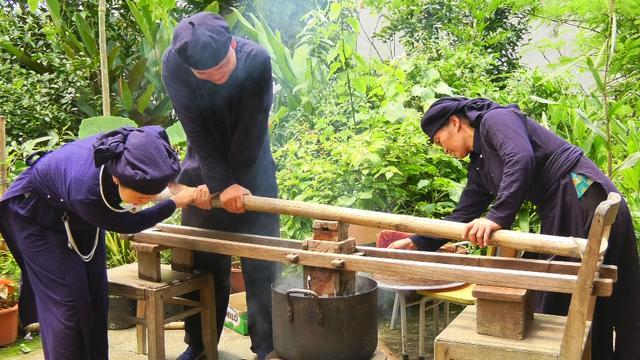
[387,238,418,250]
[171,187,197,209]
[462,218,501,247]
[219,183,251,213]
[193,184,212,210]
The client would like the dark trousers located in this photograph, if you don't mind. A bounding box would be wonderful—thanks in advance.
[0,202,108,360]
[181,205,280,356]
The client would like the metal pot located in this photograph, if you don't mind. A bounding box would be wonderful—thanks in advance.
[272,275,378,360]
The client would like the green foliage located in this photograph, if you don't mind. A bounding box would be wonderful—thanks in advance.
[247,4,467,239]
[78,116,137,138]
[0,6,96,141]
[367,0,535,77]
[115,0,177,126]
[238,0,328,48]
[105,232,137,268]
[4,129,74,184]
[77,115,187,146]
[0,250,21,284]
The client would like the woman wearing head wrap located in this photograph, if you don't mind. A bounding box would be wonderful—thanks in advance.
[0,126,198,359]
[388,97,640,359]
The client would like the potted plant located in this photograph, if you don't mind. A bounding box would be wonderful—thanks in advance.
[230,256,245,294]
[0,279,19,346]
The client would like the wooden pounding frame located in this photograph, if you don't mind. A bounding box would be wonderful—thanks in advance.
[134,223,615,297]
[131,193,621,360]
[134,228,597,294]
[152,223,617,282]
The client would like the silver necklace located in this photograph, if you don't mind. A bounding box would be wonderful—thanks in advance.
[99,165,134,213]
[64,212,99,262]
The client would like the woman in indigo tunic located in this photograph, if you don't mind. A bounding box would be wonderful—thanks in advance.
[0,126,197,359]
[389,97,640,359]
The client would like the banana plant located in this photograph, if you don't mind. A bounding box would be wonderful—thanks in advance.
[20,0,178,125]
[113,0,177,127]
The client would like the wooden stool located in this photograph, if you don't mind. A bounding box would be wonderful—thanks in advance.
[434,306,591,360]
[107,262,217,360]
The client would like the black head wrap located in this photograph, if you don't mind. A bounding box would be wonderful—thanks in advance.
[172,12,232,70]
[420,97,518,140]
[93,126,180,195]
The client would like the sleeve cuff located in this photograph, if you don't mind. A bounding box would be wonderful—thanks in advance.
[410,235,448,251]
[485,212,513,230]
[206,177,236,194]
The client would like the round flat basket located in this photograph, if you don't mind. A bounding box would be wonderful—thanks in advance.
[363,272,465,291]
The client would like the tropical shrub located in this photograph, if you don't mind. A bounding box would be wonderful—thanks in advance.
[366,0,535,77]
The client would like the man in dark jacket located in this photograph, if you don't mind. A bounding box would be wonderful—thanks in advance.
[162,12,279,360]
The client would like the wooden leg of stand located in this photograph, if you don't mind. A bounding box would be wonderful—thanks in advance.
[136,300,147,354]
[146,291,165,360]
[200,275,218,360]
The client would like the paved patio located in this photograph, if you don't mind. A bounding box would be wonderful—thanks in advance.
[11,326,256,360]
[10,324,397,359]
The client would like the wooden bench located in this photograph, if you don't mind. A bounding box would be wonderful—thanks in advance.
[433,192,621,360]
[107,244,217,360]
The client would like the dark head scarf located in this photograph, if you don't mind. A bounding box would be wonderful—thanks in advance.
[172,12,232,70]
[93,126,180,195]
[420,97,519,140]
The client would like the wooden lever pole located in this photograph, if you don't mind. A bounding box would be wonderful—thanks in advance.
[212,195,592,258]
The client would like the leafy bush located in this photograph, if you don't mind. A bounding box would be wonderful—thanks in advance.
[367,0,535,77]
[0,7,96,141]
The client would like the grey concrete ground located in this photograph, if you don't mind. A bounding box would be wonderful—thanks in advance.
[6,325,395,359]
[4,327,256,360]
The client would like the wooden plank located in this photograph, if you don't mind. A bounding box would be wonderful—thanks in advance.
[131,243,168,253]
[200,274,218,360]
[145,224,616,296]
[474,286,532,339]
[476,299,529,339]
[211,196,592,258]
[134,230,585,294]
[108,263,200,292]
[304,220,356,297]
[360,247,617,282]
[164,306,203,324]
[302,238,356,254]
[312,220,349,241]
[157,223,301,249]
[145,290,165,360]
[137,251,161,282]
[164,297,200,308]
[136,300,147,354]
[171,248,193,273]
[156,223,617,283]
[559,193,621,360]
[473,285,528,302]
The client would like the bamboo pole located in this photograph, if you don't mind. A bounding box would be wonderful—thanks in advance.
[134,229,607,295]
[0,116,6,196]
[213,196,594,258]
[98,0,110,116]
